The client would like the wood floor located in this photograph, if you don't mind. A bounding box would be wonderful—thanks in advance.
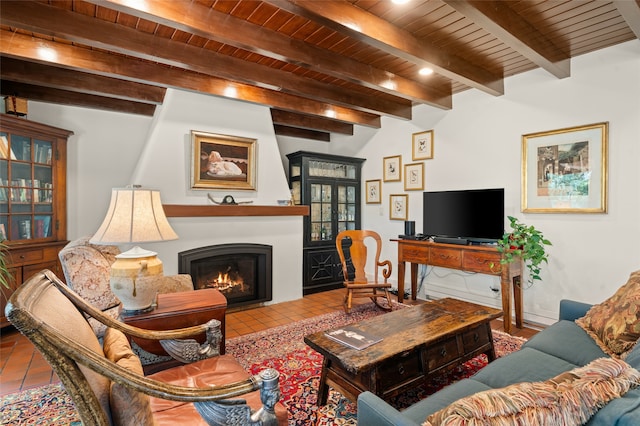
[0,289,538,396]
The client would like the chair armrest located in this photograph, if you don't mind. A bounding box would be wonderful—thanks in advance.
[377,259,392,280]
[357,392,418,426]
[559,299,593,321]
[45,321,280,425]
[47,270,222,363]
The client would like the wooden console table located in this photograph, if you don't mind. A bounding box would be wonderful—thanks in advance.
[393,239,523,334]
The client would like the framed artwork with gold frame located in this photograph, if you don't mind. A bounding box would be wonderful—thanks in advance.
[404,163,424,191]
[383,155,402,182]
[191,130,257,190]
[412,130,434,160]
[365,179,382,204]
[522,122,607,213]
[389,194,408,220]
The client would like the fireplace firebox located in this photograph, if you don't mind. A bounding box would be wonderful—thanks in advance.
[178,244,272,309]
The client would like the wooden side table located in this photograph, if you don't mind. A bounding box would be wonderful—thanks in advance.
[123,288,227,372]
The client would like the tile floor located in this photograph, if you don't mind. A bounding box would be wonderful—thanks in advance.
[0,289,538,396]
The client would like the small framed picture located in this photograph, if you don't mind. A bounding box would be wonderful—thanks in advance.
[404,163,424,191]
[412,130,434,160]
[389,194,408,220]
[383,155,402,182]
[365,179,382,204]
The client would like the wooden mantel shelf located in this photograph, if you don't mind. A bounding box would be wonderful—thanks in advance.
[163,204,309,217]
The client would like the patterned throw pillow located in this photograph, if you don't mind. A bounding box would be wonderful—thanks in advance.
[103,328,156,426]
[576,270,640,357]
[422,357,640,426]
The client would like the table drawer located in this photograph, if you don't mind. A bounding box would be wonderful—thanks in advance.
[379,349,423,391]
[429,248,462,268]
[462,324,491,353]
[400,246,428,263]
[462,251,501,274]
[426,337,460,370]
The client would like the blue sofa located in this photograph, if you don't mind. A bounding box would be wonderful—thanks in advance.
[358,299,640,425]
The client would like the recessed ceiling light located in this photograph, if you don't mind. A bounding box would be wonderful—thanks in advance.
[419,67,434,76]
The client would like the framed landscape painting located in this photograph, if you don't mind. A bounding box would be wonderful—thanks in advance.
[521,122,608,213]
[191,130,257,190]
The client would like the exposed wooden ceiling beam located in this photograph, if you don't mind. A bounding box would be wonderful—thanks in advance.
[0,30,381,128]
[443,0,570,79]
[614,0,640,39]
[0,80,157,116]
[270,0,504,96]
[270,109,353,135]
[273,124,330,142]
[0,57,165,104]
[0,1,411,120]
[89,0,452,109]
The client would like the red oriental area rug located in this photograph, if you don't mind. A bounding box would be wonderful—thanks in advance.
[0,302,525,425]
[226,302,526,425]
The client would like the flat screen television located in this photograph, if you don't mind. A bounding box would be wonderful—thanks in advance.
[423,188,504,243]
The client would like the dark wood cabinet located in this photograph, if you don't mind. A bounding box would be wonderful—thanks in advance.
[0,114,72,327]
[286,151,364,294]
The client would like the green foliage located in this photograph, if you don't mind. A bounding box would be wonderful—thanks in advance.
[0,242,12,289]
[496,216,552,285]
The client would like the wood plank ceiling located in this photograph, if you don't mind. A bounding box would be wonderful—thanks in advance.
[1,0,639,141]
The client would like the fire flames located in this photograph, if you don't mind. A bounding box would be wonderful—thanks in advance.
[207,271,245,292]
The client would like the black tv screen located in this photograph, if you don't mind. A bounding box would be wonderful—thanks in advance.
[423,188,504,242]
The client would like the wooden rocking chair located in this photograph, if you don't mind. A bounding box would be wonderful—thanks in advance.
[335,230,393,314]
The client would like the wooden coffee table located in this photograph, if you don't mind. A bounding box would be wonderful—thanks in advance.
[304,298,502,404]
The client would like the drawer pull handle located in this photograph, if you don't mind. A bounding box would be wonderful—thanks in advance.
[473,333,479,342]
[440,348,447,357]
[398,364,405,375]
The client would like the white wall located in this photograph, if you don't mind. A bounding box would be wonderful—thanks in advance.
[25,41,640,318]
[356,40,640,325]
[28,89,303,305]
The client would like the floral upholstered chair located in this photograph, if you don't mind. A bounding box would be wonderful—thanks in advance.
[58,236,194,338]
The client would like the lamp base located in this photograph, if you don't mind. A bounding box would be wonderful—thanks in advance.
[110,251,163,312]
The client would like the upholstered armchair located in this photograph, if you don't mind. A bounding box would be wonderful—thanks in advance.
[6,270,287,425]
[58,236,193,338]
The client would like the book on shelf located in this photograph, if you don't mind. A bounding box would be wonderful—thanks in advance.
[324,325,383,350]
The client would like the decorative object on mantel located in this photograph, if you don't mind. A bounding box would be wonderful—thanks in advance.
[495,216,552,286]
[4,96,28,117]
[90,185,178,312]
[207,193,253,205]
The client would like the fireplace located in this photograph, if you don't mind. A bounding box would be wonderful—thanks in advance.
[178,243,272,308]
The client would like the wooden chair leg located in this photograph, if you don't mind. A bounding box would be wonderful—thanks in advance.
[344,289,353,313]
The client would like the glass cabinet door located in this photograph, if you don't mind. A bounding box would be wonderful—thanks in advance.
[310,183,333,242]
[0,131,54,241]
[337,183,357,233]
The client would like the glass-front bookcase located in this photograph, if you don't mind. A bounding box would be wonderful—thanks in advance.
[286,151,364,294]
[0,114,72,328]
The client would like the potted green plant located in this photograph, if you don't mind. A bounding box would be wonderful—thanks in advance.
[496,216,552,285]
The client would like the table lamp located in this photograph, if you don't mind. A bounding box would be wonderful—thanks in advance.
[90,185,178,313]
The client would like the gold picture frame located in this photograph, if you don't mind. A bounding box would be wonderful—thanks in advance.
[412,130,434,160]
[389,194,408,220]
[383,155,402,182]
[522,122,608,213]
[404,163,424,191]
[191,130,257,190]
[365,179,382,204]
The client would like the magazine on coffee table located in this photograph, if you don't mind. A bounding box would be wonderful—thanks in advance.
[325,325,382,350]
